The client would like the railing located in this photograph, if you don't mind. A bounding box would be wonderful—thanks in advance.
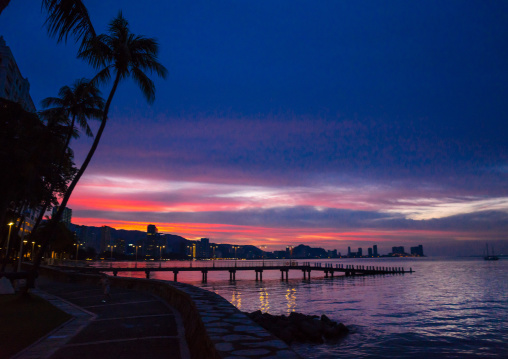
[50,259,411,274]
[89,259,302,269]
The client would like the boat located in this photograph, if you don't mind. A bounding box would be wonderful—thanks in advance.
[484,244,499,261]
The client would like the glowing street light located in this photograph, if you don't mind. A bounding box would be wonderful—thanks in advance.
[159,245,165,261]
[135,245,140,261]
[232,246,239,267]
[17,216,28,272]
[4,222,13,260]
[108,244,116,259]
[74,242,80,265]
[259,245,267,266]
[31,241,35,260]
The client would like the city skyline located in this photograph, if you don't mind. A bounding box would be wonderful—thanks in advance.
[72,222,426,260]
[1,1,508,256]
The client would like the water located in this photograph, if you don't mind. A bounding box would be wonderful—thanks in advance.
[96,258,508,358]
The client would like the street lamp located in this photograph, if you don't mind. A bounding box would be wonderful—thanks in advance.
[5,222,13,260]
[74,242,80,265]
[109,244,115,259]
[17,217,27,272]
[159,245,165,261]
[233,246,239,267]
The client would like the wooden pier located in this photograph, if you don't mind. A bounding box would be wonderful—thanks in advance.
[72,261,413,283]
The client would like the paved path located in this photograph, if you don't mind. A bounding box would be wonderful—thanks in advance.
[15,280,190,359]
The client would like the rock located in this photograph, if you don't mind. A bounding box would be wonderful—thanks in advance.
[321,314,334,326]
[288,312,307,323]
[337,323,350,335]
[244,310,348,344]
[298,319,323,343]
[278,327,294,344]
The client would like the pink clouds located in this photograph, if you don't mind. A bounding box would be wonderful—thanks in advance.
[67,173,508,255]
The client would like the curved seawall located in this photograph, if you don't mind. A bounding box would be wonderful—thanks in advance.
[34,265,299,359]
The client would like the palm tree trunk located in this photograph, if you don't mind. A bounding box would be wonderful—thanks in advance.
[0,1,11,16]
[29,72,121,284]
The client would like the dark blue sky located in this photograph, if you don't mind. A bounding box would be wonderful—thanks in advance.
[1,1,508,255]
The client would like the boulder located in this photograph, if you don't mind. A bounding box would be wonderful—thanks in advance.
[244,310,348,344]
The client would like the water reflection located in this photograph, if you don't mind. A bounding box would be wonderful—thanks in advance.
[230,289,241,310]
[286,287,297,314]
[97,258,508,358]
[259,287,270,312]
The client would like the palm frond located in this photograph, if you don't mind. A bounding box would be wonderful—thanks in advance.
[41,96,65,109]
[91,67,112,87]
[42,0,95,47]
[78,34,112,69]
[131,67,155,103]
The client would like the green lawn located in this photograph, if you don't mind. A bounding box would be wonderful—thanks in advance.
[0,293,71,359]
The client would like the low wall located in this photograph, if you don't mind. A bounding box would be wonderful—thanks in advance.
[33,265,220,359]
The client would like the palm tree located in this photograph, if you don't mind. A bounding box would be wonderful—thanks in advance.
[30,79,104,234]
[1,1,94,49]
[30,12,167,278]
[42,0,95,49]
[41,78,104,155]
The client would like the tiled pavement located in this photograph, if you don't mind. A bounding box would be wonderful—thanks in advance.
[13,276,300,359]
[14,281,189,359]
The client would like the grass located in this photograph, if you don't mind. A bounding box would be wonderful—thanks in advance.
[0,292,71,359]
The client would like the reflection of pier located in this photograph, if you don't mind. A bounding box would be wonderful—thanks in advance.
[77,261,413,283]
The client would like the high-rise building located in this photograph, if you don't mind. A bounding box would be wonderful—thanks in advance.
[357,248,363,257]
[348,246,351,256]
[392,246,405,255]
[147,224,158,235]
[200,238,210,258]
[0,36,36,112]
[52,206,72,229]
[368,248,373,256]
[410,245,424,256]
[145,224,160,258]
[100,226,112,254]
[373,245,378,256]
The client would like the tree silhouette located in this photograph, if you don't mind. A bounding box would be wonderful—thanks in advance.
[30,79,104,233]
[31,12,167,278]
[0,1,94,49]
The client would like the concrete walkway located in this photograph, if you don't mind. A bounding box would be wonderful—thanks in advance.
[14,280,190,359]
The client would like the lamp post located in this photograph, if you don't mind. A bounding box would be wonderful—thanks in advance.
[134,245,140,268]
[259,245,267,266]
[74,243,80,265]
[109,244,115,259]
[31,241,35,260]
[233,246,239,267]
[159,245,165,261]
[17,218,27,272]
[5,222,13,260]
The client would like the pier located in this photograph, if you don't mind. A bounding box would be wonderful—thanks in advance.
[71,261,413,283]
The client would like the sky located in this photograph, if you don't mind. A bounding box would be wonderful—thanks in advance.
[1,1,508,256]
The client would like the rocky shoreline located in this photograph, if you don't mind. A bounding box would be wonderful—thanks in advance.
[244,310,349,344]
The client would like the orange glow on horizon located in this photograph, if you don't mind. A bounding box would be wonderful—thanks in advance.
[72,216,476,249]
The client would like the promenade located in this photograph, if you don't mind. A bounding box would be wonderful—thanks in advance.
[11,268,300,359]
[13,278,190,359]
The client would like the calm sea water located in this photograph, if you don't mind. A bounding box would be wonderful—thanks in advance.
[99,258,508,358]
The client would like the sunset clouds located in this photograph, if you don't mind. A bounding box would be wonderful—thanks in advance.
[1,1,507,255]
